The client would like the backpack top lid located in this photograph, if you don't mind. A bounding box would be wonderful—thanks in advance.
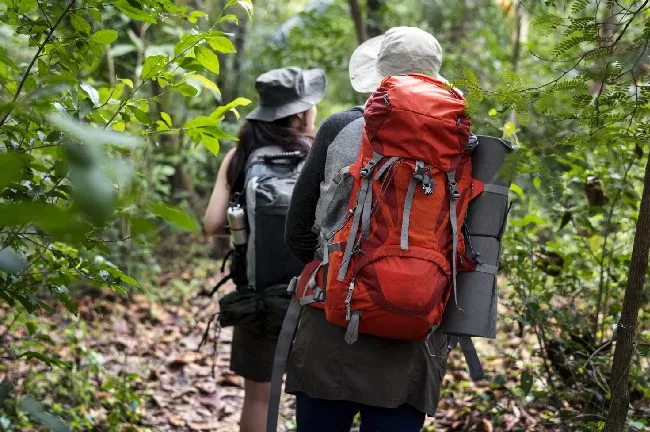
[364,73,471,172]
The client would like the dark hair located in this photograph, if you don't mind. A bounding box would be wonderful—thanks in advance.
[226,116,313,192]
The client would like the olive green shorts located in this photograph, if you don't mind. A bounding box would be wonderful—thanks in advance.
[230,325,279,383]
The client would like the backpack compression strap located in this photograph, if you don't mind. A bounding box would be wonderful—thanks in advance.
[447,171,462,309]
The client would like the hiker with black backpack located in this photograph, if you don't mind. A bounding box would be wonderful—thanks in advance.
[203,66,327,432]
[266,27,516,432]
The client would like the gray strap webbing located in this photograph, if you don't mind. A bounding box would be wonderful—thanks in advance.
[401,160,423,250]
[338,177,368,281]
[483,184,510,196]
[361,175,373,238]
[447,335,485,381]
[373,156,400,181]
[266,296,301,432]
[447,171,460,308]
[344,311,362,345]
[338,154,382,281]
[300,295,314,306]
[475,263,498,275]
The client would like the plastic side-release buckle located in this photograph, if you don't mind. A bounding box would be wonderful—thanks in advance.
[446,172,460,200]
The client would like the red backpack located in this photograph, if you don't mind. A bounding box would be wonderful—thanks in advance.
[297,74,485,345]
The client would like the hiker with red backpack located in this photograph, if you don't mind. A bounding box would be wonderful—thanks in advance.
[203,66,326,432]
[266,26,516,432]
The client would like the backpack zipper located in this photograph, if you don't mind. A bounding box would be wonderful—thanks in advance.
[345,278,356,320]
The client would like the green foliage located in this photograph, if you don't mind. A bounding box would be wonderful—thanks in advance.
[1,0,252,427]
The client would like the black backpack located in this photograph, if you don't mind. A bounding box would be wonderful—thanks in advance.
[210,146,305,336]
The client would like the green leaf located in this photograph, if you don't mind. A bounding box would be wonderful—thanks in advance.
[80,82,100,107]
[209,97,251,120]
[47,113,142,148]
[148,202,199,233]
[174,33,204,56]
[16,352,70,368]
[520,371,533,396]
[141,55,167,81]
[171,83,198,97]
[194,46,219,74]
[509,183,524,198]
[510,214,546,227]
[0,152,24,191]
[226,0,253,19]
[119,78,134,89]
[188,74,220,94]
[187,10,207,24]
[201,132,220,155]
[90,29,118,45]
[207,36,236,53]
[17,0,37,13]
[217,14,238,25]
[127,105,150,124]
[105,267,141,288]
[160,112,172,126]
[87,8,102,22]
[58,293,78,315]
[71,11,91,35]
[155,120,170,131]
[26,321,38,335]
[0,248,26,273]
[183,115,220,129]
[19,397,71,432]
[114,0,157,23]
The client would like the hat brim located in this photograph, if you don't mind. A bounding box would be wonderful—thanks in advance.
[247,69,327,122]
[348,35,446,94]
[349,35,386,94]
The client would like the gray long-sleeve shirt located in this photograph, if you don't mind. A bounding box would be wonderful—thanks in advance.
[284,109,448,416]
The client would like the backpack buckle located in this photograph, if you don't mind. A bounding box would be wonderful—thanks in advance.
[414,166,434,195]
[446,172,460,200]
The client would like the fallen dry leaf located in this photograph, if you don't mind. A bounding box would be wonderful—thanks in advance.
[187,421,220,431]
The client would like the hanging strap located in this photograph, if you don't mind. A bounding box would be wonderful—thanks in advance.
[401,160,424,250]
[447,171,461,309]
[344,311,362,345]
[266,295,302,432]
[373,156,400,181]
[475,263,499,275]
[483,183,510,196]
[361,174,373,239]
[447,335,485,381]
[338,154,382,281]
[299,262,325,306]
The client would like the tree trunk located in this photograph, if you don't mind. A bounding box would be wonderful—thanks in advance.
[170,132,203,218]
[228,17,247,102]
[604,151,650,432]
[509,2,523,126]
[366,0,383,38]
[347,0,367,44]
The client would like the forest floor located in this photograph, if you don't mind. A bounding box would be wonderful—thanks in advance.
[3,233,632,432]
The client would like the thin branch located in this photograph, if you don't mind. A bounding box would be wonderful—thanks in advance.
[0,0,76,129]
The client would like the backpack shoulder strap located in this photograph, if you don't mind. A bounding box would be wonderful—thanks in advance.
[267,279,301,432]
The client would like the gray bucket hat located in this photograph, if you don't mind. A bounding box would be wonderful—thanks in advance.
[246,66,327,122]
[349,26,445,94]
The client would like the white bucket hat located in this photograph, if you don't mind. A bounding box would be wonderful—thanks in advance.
[349,26,445,94]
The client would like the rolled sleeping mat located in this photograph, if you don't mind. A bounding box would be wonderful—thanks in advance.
[465,136,516,237]
[440,236,500,338]
[440,135,517,338]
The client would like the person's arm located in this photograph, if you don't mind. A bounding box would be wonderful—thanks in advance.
[286,111,360,264]
[204,148,236,235]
